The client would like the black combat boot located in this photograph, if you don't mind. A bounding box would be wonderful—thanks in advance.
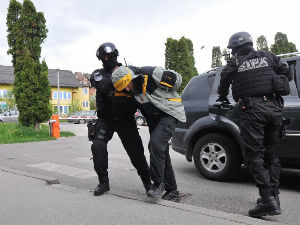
[146,183,165,198]
[249,196,281,217]
[161,190,180,202]
[257,194,280,210]
[94,182,110,196]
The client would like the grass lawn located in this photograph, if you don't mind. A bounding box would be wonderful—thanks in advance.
[0,122,75,144]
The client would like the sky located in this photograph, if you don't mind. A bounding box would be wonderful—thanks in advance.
[0,0,299,74]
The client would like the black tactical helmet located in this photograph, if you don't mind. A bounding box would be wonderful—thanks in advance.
[96,42,119,60]
[227,32,253,49]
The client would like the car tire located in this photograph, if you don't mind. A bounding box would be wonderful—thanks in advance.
[193,133,242,181]
[136,117,145,126]
[79,119,85,124]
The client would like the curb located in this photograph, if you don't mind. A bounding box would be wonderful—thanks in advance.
[106,190,284,225]
[0,166,60,184]
[0,168,285,225]
[51,184,285,225]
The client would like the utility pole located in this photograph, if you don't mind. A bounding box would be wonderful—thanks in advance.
[57,69,60,117]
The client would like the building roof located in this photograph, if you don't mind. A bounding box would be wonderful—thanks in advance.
[74,72,91,87]
[0,65,81,88]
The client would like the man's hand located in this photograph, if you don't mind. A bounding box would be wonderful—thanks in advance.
[216,96,230,104]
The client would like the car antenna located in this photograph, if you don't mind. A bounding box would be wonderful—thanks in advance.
[124,57,128,67]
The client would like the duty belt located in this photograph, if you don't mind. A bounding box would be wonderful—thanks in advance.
[251,94,277,101]
[240,94,278,104]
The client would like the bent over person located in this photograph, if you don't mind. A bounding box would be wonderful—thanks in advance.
[111,66,186,201]
[217,32,291,217]
[89,42,152,196]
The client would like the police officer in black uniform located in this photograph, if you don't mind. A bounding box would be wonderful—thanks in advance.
[217,32,291,217]
[89,42,152,196]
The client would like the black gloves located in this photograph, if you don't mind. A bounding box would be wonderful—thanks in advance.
[90,69,102,88]
[216,96,230,104]
[90,75,96,88]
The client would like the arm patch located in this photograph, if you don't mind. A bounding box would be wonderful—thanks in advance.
[160,71,177,88]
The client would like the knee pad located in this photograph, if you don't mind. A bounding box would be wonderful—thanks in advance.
[95,128,112,142]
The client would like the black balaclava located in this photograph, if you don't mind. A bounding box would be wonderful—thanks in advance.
[102,55,118,70]
[232,43,254,56]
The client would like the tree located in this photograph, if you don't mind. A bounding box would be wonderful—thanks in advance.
[256,35,269,51]
[13,48,38,127]
[69,100,83,115]
[270,32,298,55]
[7,0,51,130]
[222,48,230,62]
[211,46,222,68]
[165,37,198,93]
[6,0,22,67]
[35,60,52,124]
[89,95,96,110]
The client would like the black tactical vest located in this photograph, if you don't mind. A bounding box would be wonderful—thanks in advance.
[232,51,276,101]
[96,68,137,118]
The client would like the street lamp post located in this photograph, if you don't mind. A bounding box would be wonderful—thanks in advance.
[57,69,60,117]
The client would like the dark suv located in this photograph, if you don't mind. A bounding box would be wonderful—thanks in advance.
[171,54,300,181]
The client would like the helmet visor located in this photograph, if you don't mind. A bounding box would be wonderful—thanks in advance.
[97,46,114,60]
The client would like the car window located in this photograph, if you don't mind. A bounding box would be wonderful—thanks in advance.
[287,61,299,97]
[71,112,79,116]
[3,111,11,116]
[289,80,298,96]
[207,73,216,89]
[87,110,95,116]
[10,110,17,116]
[296,60,300,96]
[79,111,87,116]
[182,73,212,101]
[210,67,233,97]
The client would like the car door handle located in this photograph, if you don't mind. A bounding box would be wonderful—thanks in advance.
[212,103,233,110]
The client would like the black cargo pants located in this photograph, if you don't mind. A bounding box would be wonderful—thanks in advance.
[91,115,151,185]
[148,115,178,192]
[239,96,283,198]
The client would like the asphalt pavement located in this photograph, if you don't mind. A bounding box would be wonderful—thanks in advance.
[0,122,298,225]
[0,169,284,225]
